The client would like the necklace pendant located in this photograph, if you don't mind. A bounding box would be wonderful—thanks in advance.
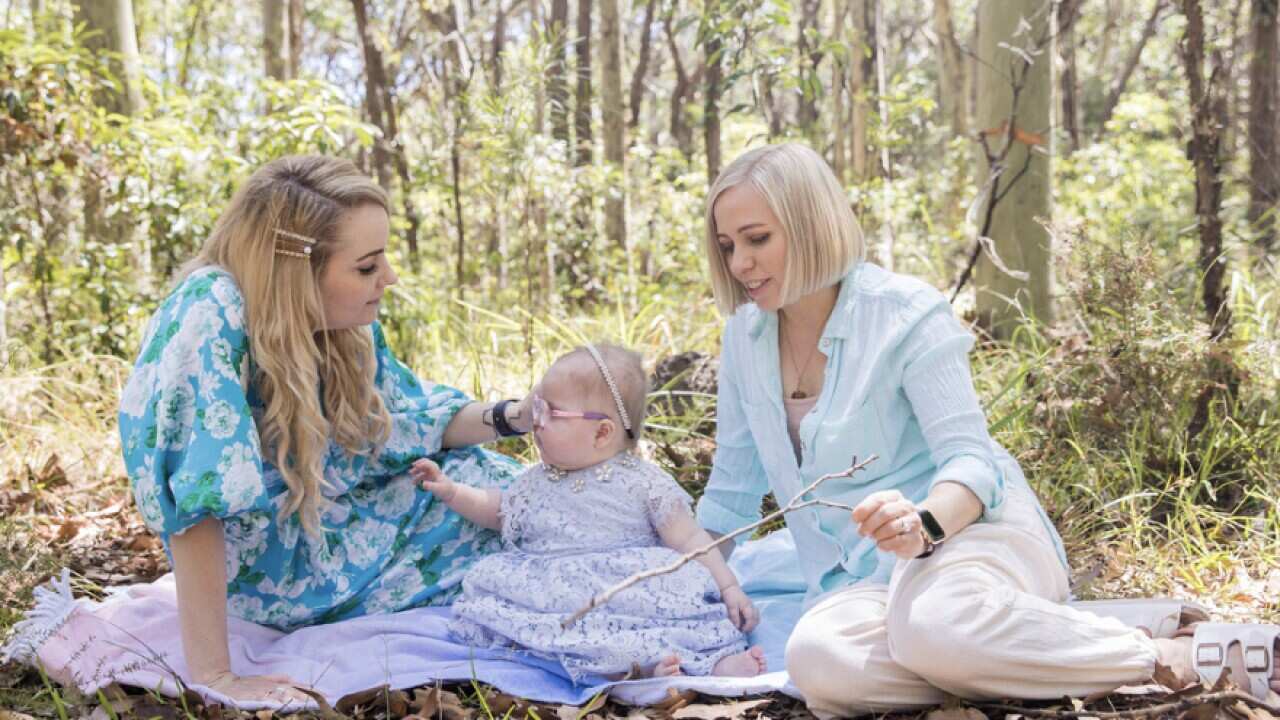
[790,389,808,400]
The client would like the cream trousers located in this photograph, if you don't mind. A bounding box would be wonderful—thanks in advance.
[784,486,1160,717]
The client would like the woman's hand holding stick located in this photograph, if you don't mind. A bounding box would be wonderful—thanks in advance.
[562,454,878,629]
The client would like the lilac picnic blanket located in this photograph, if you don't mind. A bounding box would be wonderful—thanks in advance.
[2,532,809,710]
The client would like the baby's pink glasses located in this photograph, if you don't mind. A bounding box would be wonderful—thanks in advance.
[531,394,610,430]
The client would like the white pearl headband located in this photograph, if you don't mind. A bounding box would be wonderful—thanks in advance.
[583,343,634,439]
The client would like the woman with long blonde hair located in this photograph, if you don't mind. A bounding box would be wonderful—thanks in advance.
[118,156,533,704]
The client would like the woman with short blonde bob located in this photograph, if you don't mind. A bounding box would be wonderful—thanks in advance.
[118,156,534,704]
[696,143,1280,715]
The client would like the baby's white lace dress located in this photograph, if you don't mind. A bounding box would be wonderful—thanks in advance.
[448,452,748,680]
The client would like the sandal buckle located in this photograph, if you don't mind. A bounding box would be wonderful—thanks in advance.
[1196,643,1224,666]
[1244,644,1269,673]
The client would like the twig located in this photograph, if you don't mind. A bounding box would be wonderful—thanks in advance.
[561,455,878,628]
[975,688,1278,719]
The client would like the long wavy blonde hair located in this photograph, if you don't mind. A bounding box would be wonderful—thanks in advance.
[180,155,393,536]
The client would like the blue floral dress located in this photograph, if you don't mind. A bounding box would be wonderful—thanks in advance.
[449,453,748,679]
[118,266,519,630]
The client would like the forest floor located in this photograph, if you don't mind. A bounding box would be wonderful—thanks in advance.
[2,354,1279,720]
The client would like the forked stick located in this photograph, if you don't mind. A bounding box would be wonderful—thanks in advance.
[561,454,878,628]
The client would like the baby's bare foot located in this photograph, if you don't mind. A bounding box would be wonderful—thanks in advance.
[711,646,766,677]
[652,655,682,677]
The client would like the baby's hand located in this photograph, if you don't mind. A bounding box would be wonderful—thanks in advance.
[720,584,759,633]
[410,459,457,503]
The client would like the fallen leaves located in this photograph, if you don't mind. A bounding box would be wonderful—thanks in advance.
[672,698,772,719]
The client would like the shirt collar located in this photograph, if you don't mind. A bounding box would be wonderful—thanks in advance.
[746,263,862,341]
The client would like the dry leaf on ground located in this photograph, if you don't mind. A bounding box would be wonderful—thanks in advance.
[671,697,772,719]
[923,706,987,720]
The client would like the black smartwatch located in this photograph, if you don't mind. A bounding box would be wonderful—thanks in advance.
[490,399,526,438]
[915,509,946,558]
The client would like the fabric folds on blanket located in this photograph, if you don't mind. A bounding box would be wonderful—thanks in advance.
[2,532,807,709]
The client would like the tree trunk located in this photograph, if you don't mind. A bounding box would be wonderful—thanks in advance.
[873,0,892,269]
[796,0,822,137]
[601,0,626,250]
[1058,0,1081,152]
[1248,0,1279,250]
[831,0,849,181]
[289,0,303,78]
[492,0,507,91]
[264,0,291,80]
[548,0,571,145]
[351,0,393,189]
[352,0,422,264]
[848,0,872,182]
[665,10,697,160]
[703,2,723,185]
[761,70,784,139]
[74,0,144,115]
[933,0,968,137]
[1098,0,1167,131]
[574,0,593,168]
[73,0,143,272]
[974,0,1055,339]
[1181,0,1232,341]
[629,0,659,130]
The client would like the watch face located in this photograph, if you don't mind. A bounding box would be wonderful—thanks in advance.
[918,510,946,542]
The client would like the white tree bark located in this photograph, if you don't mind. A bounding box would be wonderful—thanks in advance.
[974,0,1055,338]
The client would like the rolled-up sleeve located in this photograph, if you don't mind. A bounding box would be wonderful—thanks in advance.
[900,307,1005,520]
[695,327,770,540]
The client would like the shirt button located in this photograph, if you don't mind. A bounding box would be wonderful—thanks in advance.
[820,339,830,348]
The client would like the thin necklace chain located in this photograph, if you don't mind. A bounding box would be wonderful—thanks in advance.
[781,313,820,400]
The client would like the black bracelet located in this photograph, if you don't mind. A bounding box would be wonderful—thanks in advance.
[490,399,526,438]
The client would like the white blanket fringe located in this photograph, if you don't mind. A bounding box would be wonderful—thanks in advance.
[2,568,81,664]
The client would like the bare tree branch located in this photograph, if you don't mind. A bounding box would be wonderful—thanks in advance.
[562,455,879,628]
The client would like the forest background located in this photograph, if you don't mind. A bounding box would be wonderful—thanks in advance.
[2,0,1280,716]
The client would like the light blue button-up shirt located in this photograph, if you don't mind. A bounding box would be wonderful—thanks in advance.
[696,263,1066,599]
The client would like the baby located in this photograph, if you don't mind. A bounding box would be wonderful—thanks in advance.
[410,343,766,680]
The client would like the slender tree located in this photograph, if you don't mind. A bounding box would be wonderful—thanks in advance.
[289,0,303,78]
[973,0,1054,339]
[665,6,699,160]
[574,0,593,168]
[831,0,849,180]
[264,0,291,80]
[629,0,659,130]
[1097,0,1168,132]
[933,0,968,138]
[1058,0,1081,152]
[1181,0,1232,341]
[548,0,571,144]
[1248,0,1279,250]
[702,0,724,184]
[601,0,626,250]
[796,0,823,137]
[847,0,873,182]
[74,0,144,115]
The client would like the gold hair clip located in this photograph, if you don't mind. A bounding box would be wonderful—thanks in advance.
[274,228,316,259]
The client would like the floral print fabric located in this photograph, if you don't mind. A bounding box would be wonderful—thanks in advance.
[449,453,748,679]
[119,266,518,630]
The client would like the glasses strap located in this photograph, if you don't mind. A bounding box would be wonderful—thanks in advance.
[583,344,634,439]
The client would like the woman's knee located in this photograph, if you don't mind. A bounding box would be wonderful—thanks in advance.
[785,602,889,710]
[885,581,991,681]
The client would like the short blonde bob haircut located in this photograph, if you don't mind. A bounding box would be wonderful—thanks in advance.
[704,143,864,314]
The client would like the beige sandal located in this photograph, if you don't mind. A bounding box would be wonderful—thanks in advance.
[1190,622,1280,703]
